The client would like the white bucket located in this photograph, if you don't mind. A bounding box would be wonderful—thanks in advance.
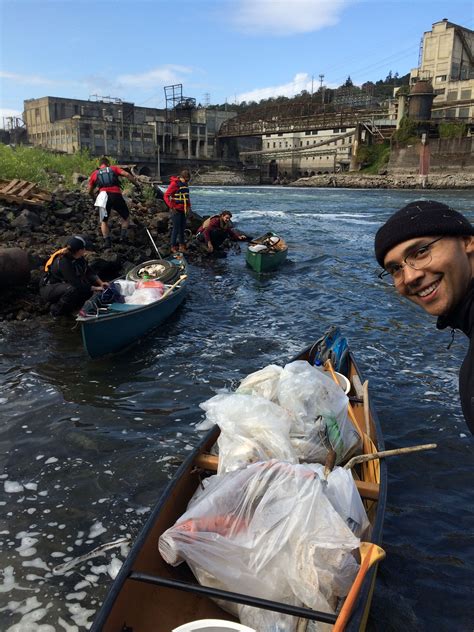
[334,371,351,395]
[172,620,256,632]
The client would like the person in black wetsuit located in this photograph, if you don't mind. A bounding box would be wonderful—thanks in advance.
[40,235,108,317]
[374,200,474,434]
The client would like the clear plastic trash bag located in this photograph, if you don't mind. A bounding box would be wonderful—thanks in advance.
[199,393,297,474]
[159,461,361,632]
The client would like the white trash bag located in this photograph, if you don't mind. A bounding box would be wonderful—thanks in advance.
[275,361,361,464]
[236,364,283,401]
[159,460,361,632]
[199,393,297,474]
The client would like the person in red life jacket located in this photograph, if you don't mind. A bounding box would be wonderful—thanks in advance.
[164,169,192,253]
[197,210,247,253]
[88,156,140,249]
[40,235,108,318]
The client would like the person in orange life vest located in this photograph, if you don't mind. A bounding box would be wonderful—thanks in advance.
[40,235,108,317]
[197,210,247,253]
[88,156,140,248]
[164,169,192,253]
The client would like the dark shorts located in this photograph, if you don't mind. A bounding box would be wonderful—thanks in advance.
[101,192,130,222]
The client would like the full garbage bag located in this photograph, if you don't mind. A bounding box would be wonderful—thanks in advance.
[278,361,360,464]
[159,460,361,632]
[234,360,361,465]
[236,364,283,400]
[199,393,297,474]
[125,287,164,304]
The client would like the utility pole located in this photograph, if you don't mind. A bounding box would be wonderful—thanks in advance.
[319,74,325,104]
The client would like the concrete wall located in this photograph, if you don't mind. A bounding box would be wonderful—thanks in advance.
[388,136,474,174]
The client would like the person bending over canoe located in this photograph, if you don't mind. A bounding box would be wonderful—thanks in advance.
[374,200,474,434]
[40,235,108,318]
[88,156,140,249]
[197,210,247,253]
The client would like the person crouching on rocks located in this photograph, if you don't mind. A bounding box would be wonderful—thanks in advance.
[196,210,248,253]
[40,235,108,317]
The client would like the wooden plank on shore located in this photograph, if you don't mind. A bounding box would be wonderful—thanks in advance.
[0,178,51,205]
[18,182,37,197]
[1,179,22,194]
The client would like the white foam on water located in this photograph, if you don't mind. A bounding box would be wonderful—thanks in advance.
[107,557,122,579]
[65,590,87,601]
[57,616,79,631]
[4,481,24,493]
[87,522,106,539]
[44,457,58,465]
[66,602,96,628]
[22,558,50,571]
[15,536,38,557]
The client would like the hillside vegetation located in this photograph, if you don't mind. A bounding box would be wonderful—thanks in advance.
[0,145,98,189]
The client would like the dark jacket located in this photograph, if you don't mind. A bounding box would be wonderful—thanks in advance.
[164,176,191,213]
[437,279,474,433]
[198,215,240,242]
[44,251,99,291]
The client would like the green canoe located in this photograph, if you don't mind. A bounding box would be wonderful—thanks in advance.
[246,232,288,273]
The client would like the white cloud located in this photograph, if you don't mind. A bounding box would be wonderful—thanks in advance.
[233,0,353,35]
[234,72,317,103]
[0,71,59,86]
[118,65,193,89]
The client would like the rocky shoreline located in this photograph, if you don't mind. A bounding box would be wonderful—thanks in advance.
[1,171,473,322]
[0,181,207,323]
[290,172,474,189]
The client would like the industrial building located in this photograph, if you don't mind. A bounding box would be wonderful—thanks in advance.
[23,89,238,177]
[410,19,474,120]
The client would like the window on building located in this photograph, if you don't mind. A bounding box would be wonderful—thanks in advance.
[435,75,447,83]
[458,107,469,119]
[305,131,311,135]
[460,89,472,100]
[434,88,446,96]
[447,91,458,102]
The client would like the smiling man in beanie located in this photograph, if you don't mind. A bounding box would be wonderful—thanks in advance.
[374,200,474,433]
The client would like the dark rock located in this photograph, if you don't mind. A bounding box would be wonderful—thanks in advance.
[53,207,75,219]
[11,210,41,228]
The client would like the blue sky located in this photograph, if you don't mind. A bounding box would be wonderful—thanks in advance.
[0,0,472,126]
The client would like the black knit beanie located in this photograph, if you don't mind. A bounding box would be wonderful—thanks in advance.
[374,200,474,267]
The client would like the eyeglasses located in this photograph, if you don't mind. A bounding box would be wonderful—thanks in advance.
[378,236,444,285]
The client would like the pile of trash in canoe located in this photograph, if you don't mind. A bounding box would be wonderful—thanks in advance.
[159,359,368,631]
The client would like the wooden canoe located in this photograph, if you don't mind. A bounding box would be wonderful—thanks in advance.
[246,232,288,273]
[76,255,188,358]
[90,342,387,631]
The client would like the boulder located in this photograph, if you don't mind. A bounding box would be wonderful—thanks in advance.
[0,248,31,288]
[11,209,41,228]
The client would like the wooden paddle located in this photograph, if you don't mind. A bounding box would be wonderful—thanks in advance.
[333,541,386,632]
[161,274,187,300]
[344,443,437,470]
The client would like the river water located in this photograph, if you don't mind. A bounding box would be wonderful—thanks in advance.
[1,186,473,632]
